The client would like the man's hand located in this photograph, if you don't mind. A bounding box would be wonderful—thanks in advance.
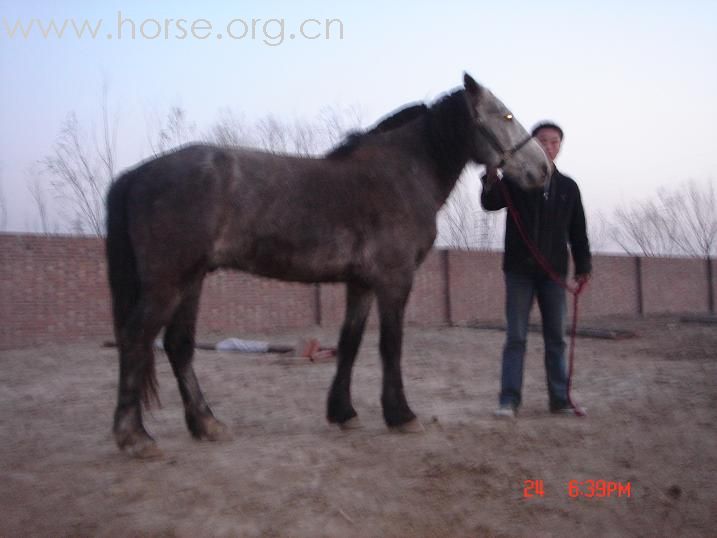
[481,165,501,188]
[574,273,591,285]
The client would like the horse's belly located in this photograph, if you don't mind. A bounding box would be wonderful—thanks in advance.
[211,238,357,284]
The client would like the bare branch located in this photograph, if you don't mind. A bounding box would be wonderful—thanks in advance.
[609,179,716,257]
[659,179,716,258]
[290,119,321,157]
[148,106,197,156]
[207,108,252,148]
[437,169,501,250]
[42,85,120,237]
[96,79,118,182]
[28,173,51,235]
[319,104,363,146]
[610,201,672,256]
[587,210,611,253]
[255,115,289,154]
[439,186,475,249]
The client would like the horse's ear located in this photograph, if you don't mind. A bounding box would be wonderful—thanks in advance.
[463,73,483,100]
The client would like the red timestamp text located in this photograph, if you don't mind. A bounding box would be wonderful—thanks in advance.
[568,480,631,498]
[523,479,633,498]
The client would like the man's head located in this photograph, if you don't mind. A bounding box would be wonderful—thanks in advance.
[531,121,563,162]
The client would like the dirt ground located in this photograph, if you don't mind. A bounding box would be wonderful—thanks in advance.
[1,315,715,537]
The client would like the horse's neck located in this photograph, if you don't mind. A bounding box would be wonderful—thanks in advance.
[433,151,470,207]
[386,122,470,209]
[427,136,471,208]
[425,94,473,206]
[375,122,464,206]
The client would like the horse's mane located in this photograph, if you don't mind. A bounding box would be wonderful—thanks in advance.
[373,103,429,133]
[424,89,473,169]
[325,90,472,165]
[326,103,429,159]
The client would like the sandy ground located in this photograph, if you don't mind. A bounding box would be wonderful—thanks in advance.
[1,316,716,537]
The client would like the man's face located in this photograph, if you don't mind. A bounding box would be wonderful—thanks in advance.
[535,128,562,162]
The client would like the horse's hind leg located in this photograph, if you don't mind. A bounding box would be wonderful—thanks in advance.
[376,279,423,433]
[164,279,230,442]
[114,287,180,458]
[327,282,374,429]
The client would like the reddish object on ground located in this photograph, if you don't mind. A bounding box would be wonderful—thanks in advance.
[297,338,337,362]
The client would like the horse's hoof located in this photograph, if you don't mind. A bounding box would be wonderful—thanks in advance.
[197,417,233,442]
[117,435,163,459]
[338,417,364,431]
[389,418,425,434]
[128,441,163,459]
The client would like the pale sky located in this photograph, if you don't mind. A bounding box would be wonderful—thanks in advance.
[1,0,716,233]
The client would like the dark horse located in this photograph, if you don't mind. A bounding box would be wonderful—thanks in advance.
[106,73,549,457]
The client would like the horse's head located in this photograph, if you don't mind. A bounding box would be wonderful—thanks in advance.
[463,73,550,190]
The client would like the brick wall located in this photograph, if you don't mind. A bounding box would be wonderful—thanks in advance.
[406,250,447,326]
[577,256,639,317]
[641,256,710,314]
[316,250,448,329]
[0,234,112,348]
[447,250,505,324]
[0,233,714,349]
[199,271,317,334]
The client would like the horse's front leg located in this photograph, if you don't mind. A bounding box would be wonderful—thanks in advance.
[327,282,374,429]
[376,280,423,433]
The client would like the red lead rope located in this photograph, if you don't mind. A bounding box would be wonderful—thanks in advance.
[498,181,588,417]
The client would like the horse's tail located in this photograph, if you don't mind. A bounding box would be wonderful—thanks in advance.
[106,172,159,408]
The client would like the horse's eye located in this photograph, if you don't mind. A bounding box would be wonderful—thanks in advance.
[504,113,514,121]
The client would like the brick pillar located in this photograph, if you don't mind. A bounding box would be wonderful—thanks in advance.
[635,257,644,316]
[707,257,715,314]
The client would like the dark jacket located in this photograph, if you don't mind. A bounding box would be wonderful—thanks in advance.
[480,168,592,278]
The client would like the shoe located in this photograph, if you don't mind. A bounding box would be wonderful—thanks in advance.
[550,405,587,416]
[494,405,516,419]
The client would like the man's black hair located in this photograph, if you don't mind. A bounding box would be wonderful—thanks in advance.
[531,121,564,140]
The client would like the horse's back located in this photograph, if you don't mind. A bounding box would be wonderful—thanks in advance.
[112,141,438,285]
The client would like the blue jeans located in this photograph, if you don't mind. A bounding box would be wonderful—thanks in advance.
[499,272,569,411]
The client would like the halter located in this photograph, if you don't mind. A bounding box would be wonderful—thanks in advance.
[475,116,534,169]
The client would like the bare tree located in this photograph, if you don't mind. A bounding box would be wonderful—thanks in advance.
[437,168,501,250]
[661,179,716,258]
[208,104,363,157]
[283,106,363,156]
[96,80,118,181]
[610,199,675,256]
[254,115,291,154]
[28,173,52,235]
[290,119,322,157]
[148,106,197,156]
[319,104,363,146]
[208,108,252,148]
[43,113,110,236]
[587,210,613,254]
[610,179,716,257]
[475,208,502,250]
[438,183,476,249]
[41,83,119,236]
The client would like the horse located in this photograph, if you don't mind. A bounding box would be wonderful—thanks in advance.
[106,73,550,457]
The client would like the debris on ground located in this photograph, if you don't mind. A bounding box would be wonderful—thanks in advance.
[465,321,637,340]
[102,338,337,361]
[680,314,717,325]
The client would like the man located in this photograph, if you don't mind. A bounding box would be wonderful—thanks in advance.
[481,121,591,418]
